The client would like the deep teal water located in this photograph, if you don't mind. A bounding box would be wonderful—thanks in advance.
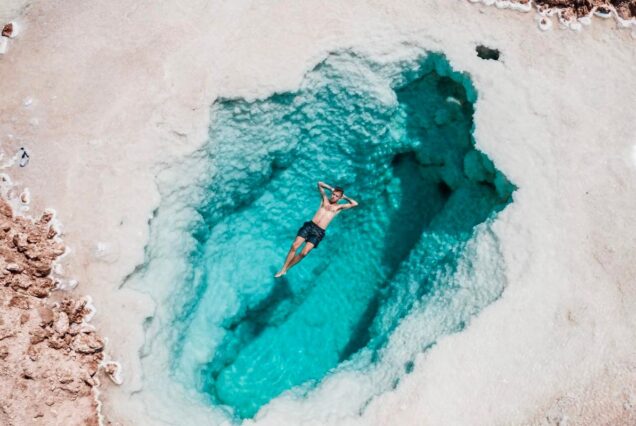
[171,52,514,419]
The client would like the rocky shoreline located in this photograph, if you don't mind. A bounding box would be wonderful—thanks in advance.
[470,0,636,30]
[532,0,635,21]
[0,197,111,425]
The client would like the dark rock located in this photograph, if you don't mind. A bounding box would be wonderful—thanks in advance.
[1,23,13,38]
[476,45,500,61]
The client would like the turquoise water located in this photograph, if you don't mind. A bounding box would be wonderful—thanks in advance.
[171,52,514,419]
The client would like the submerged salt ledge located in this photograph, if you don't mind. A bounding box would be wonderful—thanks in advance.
[125,49,514,421]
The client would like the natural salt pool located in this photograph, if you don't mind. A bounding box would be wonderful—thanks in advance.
[136,51,515,420]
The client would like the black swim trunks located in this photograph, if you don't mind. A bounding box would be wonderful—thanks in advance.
[296,220,326,248]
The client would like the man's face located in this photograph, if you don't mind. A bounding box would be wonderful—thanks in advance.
[330,191,343,203]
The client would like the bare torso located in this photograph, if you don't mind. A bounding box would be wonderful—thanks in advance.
[310,200,341,230]
[274,182,358,277]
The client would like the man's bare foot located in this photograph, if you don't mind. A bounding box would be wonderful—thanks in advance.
[274,270,287,278]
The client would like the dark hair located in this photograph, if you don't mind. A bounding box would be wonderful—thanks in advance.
[333,186,344,194]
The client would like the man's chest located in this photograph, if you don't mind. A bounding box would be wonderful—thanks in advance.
[320,204,339,214]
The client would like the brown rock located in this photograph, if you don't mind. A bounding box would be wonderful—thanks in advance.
[39,211,54,224]
[53,312,69,335]
[12,233,29,252]
[0,200,12,218]
[103,361,122,385]
[47,335,67,350]
[0,345,8,359]
[46,227,57,239]
[0,254,15,264]
[12,275,31,289]
[84,415,100,426]
[83,375,97,387]
[72,333,104,354]
[8,295,30,309]
[5,262,23,273]
[19,312,29,324]
[86,359,100,377]
[51,243,65,257]
[24,250,39,261]
[104,362,117,375]
[26,345,38,361]
[26,233,39,244]
[61,299,88,323]
[59,379,81,395]
[28,284,51,298]
[30,328,50,344]
[58,372,73,384]
[37,306,54,326]
[22,367,34,379]
[30,261,51,277]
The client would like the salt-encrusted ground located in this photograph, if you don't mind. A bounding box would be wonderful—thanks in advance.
[0,0,635,424]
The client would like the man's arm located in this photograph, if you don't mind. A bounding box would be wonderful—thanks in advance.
[338,194,359,210]
[317,181,332,203]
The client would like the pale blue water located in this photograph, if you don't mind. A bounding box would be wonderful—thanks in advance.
[169,52,514,419]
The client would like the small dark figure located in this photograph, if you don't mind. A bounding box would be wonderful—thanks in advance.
[18,147,29,167]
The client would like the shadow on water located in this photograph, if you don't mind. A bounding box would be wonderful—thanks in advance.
[206,279,294,383]
[338,152,448,361]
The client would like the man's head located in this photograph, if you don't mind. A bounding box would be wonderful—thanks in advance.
[330,186,344,203]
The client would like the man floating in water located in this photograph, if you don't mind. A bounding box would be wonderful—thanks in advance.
[274,181,359,277]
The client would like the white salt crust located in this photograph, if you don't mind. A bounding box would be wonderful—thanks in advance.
[0,0,634,425]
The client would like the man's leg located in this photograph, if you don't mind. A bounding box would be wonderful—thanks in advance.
[284,241,315,273]
[275,236,305,277]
